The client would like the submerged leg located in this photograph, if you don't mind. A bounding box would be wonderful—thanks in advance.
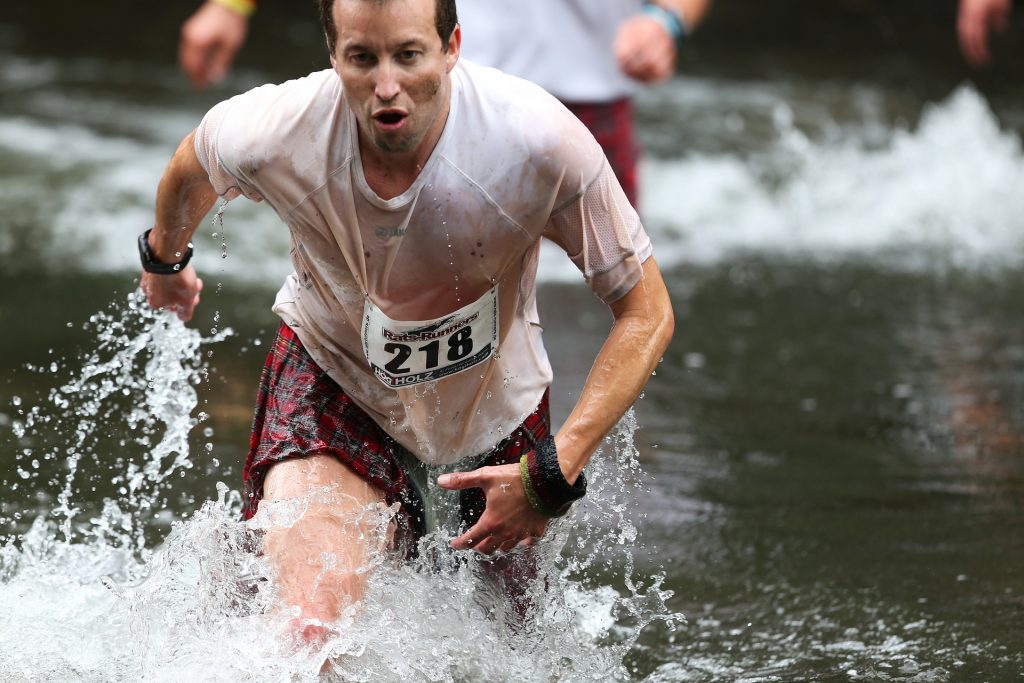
[258,453,394,646]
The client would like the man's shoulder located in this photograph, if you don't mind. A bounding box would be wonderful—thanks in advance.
[456,60,562,117]
[218,69,341,134]
[202,69,348,203]
[450,61,604,189]
[454,61,594,154]
[214,70,346,153]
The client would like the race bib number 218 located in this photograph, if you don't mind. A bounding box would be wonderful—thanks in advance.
[361,286,499,388]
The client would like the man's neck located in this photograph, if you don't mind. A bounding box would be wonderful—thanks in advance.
[360,147,427,200]
[359,99,451,201]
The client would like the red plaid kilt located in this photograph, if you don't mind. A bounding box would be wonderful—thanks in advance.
[564,97,640,208]
[242,323,551,549]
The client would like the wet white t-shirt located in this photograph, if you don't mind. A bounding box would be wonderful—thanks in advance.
[459,0,643,102]
[194,60,651,464]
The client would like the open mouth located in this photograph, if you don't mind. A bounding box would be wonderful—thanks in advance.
[374,111,406,126]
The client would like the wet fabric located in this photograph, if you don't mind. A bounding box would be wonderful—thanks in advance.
[194,60,650,465]
[565,98,640,208]
[242,323,552,550]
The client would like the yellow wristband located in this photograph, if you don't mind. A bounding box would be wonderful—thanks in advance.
[210,0,256,18]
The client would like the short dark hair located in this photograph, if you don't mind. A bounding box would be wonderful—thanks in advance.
[319,0,458,56]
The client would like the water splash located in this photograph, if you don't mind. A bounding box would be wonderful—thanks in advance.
[295,409,678,682]
[2,289,232,552]
[0,292,675,680]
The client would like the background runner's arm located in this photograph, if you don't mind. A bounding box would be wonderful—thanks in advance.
[555,256,674,483]
[180,1,252,89]
[616,0,711,83]
[658,0,712,30]
[141,130,219,321]
[958,0,1013,67]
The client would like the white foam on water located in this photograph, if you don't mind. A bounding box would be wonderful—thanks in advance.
[0,54,290,281]
[640,84,1024,269]
[0,491,657,682]
[0,114,289,280]
[0,455,674,682]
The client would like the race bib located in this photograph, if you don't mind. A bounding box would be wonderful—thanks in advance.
[362,286,499,388]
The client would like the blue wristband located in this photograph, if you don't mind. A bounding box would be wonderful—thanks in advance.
[642,3,687,43]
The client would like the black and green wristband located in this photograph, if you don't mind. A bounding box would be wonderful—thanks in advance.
[519,436,587,518]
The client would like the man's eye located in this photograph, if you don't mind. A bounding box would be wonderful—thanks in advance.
[350,53,373,65]
[398,50,419,61]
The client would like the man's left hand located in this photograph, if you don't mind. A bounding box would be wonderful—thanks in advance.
[958,0,1013,67]
[140,265,203,322]
[614,14,678,83]
[437,464,549,554]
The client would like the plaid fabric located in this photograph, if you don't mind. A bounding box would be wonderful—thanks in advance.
[565,97,640,208]
[242,323,551,549]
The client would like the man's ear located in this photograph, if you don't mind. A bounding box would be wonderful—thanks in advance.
[445,24,461,72]
[327,34,338,68]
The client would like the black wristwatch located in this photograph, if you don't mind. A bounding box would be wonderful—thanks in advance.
[138,228,193,275]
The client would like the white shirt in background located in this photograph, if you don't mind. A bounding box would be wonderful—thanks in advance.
[458,0,643,102]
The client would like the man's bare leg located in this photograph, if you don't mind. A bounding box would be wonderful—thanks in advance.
[259,454,393,646]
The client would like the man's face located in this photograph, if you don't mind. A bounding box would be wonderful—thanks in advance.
[332,0,460,157]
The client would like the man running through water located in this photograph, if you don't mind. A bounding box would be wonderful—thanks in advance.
[140,0,673,644]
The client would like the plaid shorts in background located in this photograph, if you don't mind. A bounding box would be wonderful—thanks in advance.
[565,97,640,208]
[242,323,551,550]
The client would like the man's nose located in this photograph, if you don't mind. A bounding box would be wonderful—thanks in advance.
[374,63,400,102]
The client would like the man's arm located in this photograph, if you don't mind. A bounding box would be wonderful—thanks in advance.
[615,0,712,83]
[958,0,1013,67]
[179,0,253,89]
[438,257,674,553]
[551,256,674,482]
[140,131,219,321]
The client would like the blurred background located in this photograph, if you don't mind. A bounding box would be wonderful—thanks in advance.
[1,1,1023,680]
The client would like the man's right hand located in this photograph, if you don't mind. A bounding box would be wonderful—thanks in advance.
[437,464,550,555]
[141,266,204,322]
[179,2,250,89]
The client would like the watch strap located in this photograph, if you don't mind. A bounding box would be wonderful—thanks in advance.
[138,228,193,275]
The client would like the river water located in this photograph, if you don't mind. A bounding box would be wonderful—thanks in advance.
[1,2,1023,681]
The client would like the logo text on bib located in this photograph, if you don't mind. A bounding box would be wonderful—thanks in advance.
[362,286,499,388]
